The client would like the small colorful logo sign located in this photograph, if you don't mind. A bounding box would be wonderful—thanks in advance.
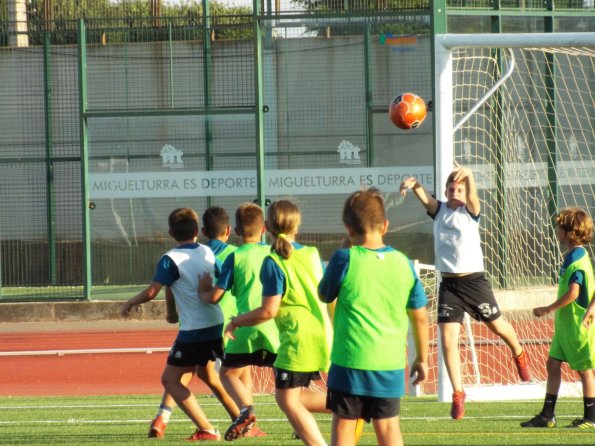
[380,33,417,53]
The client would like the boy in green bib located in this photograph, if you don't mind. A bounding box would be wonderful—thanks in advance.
[199,203,279,440]
[223,200,333,446]
[521,207,595,429]
[319,189,429,446]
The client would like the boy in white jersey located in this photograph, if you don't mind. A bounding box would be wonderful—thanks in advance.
[121,207,239,441]
[147,206,239,438]
[400,166,531,419]
[319,188,429,446]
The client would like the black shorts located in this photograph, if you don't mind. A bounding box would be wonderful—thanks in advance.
[166,337,224,368]
[438,272,501,323]
[221,350,277,368]
[326,388,400,422]
[274,368,322,389]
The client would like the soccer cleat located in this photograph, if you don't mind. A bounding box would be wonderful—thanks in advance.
[513,350,532,382]
[148,415,167,438]
[450,390,466,420]
[565,418,595,429]
[520,414,556,428]
[187,429,221,441]
[224,405,256,441]
[244,425,267,437]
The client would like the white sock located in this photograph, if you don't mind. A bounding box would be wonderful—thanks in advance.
[157,405,173,423]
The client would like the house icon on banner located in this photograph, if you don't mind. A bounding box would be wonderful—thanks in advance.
[160,144,184,168]
[337,140,362,165]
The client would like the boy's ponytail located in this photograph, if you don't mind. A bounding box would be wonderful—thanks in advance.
[266,201,301,260]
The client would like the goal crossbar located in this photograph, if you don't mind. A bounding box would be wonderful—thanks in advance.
[437,32,595,50]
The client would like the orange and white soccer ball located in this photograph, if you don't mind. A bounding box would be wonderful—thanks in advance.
[389,93,427,130]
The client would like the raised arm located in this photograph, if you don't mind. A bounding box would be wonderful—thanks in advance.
[400,177,439,215]
[452,166,480,216]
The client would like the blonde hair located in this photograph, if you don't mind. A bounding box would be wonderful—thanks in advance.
[266,200,301,259]
[556,207,593,246]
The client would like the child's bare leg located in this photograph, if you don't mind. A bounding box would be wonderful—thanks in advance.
[161,371,192,409]
[276,387,327,446]
[240,366,253,400]
[331,415,364,446]
[484,317,523,356]
[161,364,213,431]
[300,388,331,414]
[196,361,239,420]
[221,365,253,408]
[440,322,463,391]
[372,416,403,446]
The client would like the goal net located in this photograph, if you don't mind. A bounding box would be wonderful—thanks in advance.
[426,33,595,401]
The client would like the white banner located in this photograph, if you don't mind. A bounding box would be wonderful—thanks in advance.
[89,159,593,200]
[89,166,434,199]
[471,160,595,190]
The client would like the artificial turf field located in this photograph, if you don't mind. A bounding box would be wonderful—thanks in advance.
[1,394,594,445]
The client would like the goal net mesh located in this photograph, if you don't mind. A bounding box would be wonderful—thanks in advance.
[414,44,594,396]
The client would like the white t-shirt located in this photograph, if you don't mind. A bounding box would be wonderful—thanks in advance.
[431,201,485,274]
[165,245,224,331]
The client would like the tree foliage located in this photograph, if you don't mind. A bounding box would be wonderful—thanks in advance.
[1,0,253,45]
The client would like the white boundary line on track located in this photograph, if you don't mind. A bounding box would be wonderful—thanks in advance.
[0,347,170,356]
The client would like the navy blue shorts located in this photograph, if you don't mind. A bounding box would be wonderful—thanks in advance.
[326,388,400,422]
[438,272,501,323]
[274,368,322,389]
[222,349,277,368]
[166,337,224,367]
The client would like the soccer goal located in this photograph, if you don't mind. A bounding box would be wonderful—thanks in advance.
[428,32,595,401]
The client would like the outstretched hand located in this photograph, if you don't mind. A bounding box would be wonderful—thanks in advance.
[399,177,418,197]
[451,164,472,183]
[533,306,550,318]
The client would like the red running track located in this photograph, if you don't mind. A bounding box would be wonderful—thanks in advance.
[0,328,210,397]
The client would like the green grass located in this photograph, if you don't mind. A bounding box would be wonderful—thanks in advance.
[1,395,594,445]
[0,285,147,302]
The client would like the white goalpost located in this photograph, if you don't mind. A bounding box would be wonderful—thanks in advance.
[430,32,595,402]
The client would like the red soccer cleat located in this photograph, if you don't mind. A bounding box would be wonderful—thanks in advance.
[513,350,532,382]
[451,390,466,420]
[148,415,167,438]
[244,425,267,437]
[187,429,221,441]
